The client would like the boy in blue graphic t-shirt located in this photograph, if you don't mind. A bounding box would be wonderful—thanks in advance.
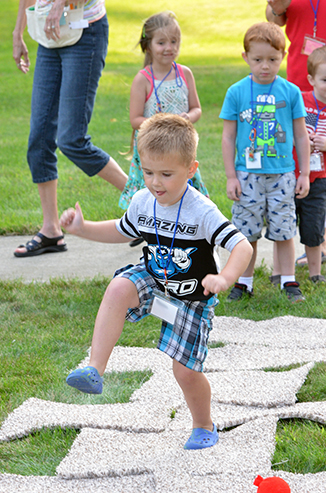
[220,22,310,302]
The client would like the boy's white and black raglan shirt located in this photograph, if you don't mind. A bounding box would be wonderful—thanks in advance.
[116,186,246,302]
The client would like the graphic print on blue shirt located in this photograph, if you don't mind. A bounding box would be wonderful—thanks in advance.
[239,93,286,158]
[219,75,306,173]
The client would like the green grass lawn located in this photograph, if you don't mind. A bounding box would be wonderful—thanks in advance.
[0,0,272,232]
[1,0,326,479]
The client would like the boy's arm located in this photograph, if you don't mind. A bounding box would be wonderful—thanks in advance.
[293,117,310,199]
[60,203,130,243]
[181,66,202,123]
[202,239,253,296]
[266,0,291,26]
[222,119,242,201]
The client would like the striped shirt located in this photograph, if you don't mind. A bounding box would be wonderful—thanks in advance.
[116,186,246,301]
[37,0,106,23]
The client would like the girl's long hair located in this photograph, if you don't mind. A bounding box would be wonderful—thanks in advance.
[124,12,181,157]
[138,11,181,67]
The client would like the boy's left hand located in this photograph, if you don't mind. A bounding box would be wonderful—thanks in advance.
[201,274,229,296]
[295,174,310,199]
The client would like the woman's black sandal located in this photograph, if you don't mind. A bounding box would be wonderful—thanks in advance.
[14,232,67,257]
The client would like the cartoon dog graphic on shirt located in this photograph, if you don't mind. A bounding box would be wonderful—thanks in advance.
[146,244,198,296]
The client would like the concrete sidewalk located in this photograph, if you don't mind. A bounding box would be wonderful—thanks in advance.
[1,231,304,282]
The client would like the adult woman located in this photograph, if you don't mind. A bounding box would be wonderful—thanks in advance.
[12,0,128,257]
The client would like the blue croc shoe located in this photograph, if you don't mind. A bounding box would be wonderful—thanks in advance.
[184,424,219,450]
[66,366,103,394]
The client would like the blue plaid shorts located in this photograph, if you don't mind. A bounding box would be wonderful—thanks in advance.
[114,263,218,372]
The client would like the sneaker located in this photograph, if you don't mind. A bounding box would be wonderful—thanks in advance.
[282,281,305,303]
[66,366,103,394]
[269,274,281,287]
[309,274,326,283]
[226,282,253,301]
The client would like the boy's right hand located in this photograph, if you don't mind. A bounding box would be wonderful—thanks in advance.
[226,177,242,201]
[59,202,84,235]
[295,175,310,199]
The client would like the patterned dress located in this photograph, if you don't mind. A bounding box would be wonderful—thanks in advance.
[119,64,209,209]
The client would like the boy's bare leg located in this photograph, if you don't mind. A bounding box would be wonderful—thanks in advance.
[173,360,213,431]
[305,245,322,277]
[322,230,326,256]
[89,277,139,375]
[295,231,326,266]
[276,238,295,275]
[272,242,281,276]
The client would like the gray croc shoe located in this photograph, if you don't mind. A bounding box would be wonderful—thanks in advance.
[66,366,103,394]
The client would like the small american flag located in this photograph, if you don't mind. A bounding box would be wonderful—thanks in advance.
[305,112,318,133]
[306,112,326,135]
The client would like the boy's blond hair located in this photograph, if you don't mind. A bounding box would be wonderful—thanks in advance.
[244,22,285,53]
[137,113,198,166]
[307,46,326,77]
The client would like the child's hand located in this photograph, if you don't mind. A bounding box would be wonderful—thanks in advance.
[295,175,310,199]
[311,134,326,152]
[308,132,315,153]
[201,273,229,296]
[179,112,189,120]
[226,177,242,201]
[59,202,84,234]
[267,0,291,14]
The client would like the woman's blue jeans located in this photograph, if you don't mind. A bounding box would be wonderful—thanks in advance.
[27,15,110,183]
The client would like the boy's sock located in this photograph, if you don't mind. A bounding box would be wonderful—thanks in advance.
[238,276,253,292]
[281,275,295,289]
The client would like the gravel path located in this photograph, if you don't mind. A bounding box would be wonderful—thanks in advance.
[1,315,326,492]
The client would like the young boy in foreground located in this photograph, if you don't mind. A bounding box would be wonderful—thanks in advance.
[60,113,252,450]
[220,22,310,302]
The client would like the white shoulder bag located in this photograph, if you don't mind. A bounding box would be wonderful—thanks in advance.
[26,2,87,49]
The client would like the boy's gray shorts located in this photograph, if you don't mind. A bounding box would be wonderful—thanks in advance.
[232,171,297,242]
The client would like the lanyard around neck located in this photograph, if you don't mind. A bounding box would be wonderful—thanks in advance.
[309,0,321,37]
[312,91,326,131]
[150,61,183,112]
[153,185,188,282]
[249,75,276,144]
